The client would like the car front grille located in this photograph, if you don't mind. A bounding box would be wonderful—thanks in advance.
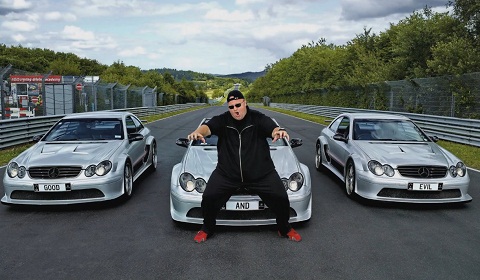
[186,207,298,220]
[377,188,461,199]
[28,166,83,179]
[10,189,105,200]
[397,165,447,179]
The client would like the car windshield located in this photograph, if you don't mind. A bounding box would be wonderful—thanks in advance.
[352,119,431,141]
[191,135,288,146]
[43,119,123,141]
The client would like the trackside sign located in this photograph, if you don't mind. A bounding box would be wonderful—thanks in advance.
[10,75,62,83]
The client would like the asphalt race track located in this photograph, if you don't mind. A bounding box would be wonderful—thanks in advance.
[1,106,479,280]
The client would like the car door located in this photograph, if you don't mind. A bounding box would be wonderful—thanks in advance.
[125,115,148,172]
[328,116,351,169]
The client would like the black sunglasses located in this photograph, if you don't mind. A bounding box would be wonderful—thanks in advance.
[228,102,243,109]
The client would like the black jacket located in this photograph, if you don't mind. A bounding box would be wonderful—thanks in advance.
[206,107,277,182]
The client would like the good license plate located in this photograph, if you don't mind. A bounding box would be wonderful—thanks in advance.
[34,183,68,192]
[226,201,259,211]
[408,182,443,191]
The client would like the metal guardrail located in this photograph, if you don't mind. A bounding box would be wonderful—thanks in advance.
[0,103,205,150]
[269,103,480,148]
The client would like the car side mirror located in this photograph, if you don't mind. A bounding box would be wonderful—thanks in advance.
[176,138,190,148]
[333,133,348,143]
[429,135,439,142]
[128,133,144,142]
[290,138,303,148]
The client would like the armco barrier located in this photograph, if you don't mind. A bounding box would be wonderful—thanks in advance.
[0,103,206,150]
[268,103,480,148]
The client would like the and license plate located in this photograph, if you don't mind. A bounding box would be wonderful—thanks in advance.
[225,201,259,211]
[34,183,68,192]
[408,182,443,191]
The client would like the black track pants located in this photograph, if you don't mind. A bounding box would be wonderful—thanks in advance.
[200,169,292,235]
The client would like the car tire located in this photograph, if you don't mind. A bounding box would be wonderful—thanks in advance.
[345,160,357,199]
[315,142,325,172]
[148,141,157,172]
[123,161,134,198]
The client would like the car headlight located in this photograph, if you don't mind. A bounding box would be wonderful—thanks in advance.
[179,173,207,193]
[7,162,27,178]
[449,162,467,177]
[85,160,112,177]
[368,160,395,177]
[195,178,207,193]
[282,172,304,192]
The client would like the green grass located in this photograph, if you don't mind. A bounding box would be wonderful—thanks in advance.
[264,107,480,171]
[0,106,208,167]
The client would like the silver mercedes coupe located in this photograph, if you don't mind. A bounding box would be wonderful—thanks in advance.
[170,118,312,226]
[2,111,157,205]
[315,112,471,203]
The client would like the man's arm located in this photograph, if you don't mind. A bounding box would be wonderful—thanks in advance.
[187,124,211,143]
[272,127,289,142]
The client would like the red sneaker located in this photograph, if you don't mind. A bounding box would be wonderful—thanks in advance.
[194,230,208,243]
[279,228,302,242]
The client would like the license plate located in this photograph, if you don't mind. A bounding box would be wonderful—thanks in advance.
[226,201,259,211]
[408,182,443,191]
[34,183,68,192]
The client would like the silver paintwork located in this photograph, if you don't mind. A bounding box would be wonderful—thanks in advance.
[170,119,312,226]
[2,111,157,205]
[315,112,471,203]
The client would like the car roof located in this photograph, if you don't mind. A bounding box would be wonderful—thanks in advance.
[62,111,132,120]
[341,112,410,120]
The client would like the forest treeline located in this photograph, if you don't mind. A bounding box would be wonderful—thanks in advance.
[248,1,480,103]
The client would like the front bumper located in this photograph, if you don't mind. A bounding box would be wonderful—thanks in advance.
[170,189,312,226]
[355,171,472,203]
[2,176,124,205]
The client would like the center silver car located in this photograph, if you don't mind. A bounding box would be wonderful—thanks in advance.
[170,118,312,226]
[315,112,471,203]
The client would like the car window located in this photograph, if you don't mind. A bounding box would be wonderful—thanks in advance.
[329,117,342,132]
[125,116,144,134]
[331,117,350,137]
[44,119,122,141]
[353,119,430,141]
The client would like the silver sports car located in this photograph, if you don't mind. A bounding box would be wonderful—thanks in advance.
[2,111,157,205]
[170,118,312,226]
[315,112,471,203]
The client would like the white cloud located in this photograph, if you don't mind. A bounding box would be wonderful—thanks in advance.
[61,25,96,41]
[11,33,26,42]
[118,46,147,57]
[1,20,36,31]
[44,11,76,21]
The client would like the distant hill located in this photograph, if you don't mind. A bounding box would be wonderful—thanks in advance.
[151,67,265,82]
[217,71,266,82]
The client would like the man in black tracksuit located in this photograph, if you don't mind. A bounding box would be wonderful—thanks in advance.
[187,89,302,243]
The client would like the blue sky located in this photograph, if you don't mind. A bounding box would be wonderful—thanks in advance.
[0,0,450,75]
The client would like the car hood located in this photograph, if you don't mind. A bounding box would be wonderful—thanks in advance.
[182,146,301,180]
[14,141,124,167]
[356,141,454,166]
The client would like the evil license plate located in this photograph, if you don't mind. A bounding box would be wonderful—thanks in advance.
[408,182,443,191]
[226,201,259,211]
[34,183,68,192]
